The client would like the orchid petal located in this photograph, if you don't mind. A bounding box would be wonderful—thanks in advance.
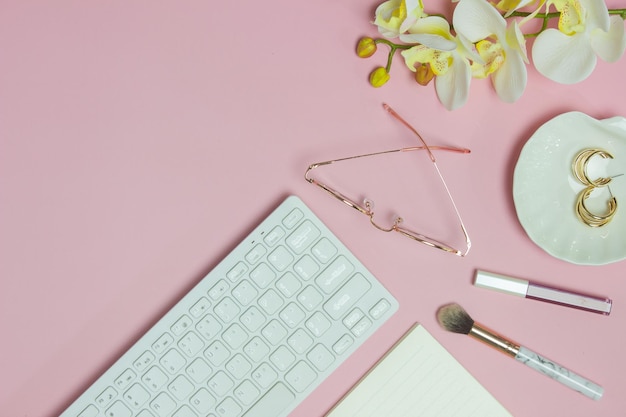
[590,15,626,62]
[492,49,527,102]
[400,16,457,50]
[453,0,507,42]
[399,33,457,50]
[457,33,484,64]
[581,0,610,32]
[532,28,597,83]
[507,21,529,63]
[374,0,406,38]
[407,15,451,37]
[435,56,471,110]
[399,0,426,32]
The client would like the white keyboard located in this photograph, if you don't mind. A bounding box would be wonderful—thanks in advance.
[61,195,398,417]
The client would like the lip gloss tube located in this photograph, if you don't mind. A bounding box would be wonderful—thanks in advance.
[474,270,612,315]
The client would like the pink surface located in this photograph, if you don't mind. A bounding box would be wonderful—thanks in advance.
[2,1,626,416]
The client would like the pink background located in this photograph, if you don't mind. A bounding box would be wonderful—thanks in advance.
[2,1,625,416]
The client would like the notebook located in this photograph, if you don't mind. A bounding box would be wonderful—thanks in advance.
[325,323,512,417]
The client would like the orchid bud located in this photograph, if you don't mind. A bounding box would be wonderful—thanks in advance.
[356,37,377,58]
[415,64,435,86]
[369,67,390,87]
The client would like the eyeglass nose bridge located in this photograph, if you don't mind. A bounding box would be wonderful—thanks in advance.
[364,199,403,233]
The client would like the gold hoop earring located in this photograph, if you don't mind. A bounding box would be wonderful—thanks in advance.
[575,186,617,228]
[572,149,614,187]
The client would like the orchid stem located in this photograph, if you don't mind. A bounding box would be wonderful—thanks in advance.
[374,38,412,72]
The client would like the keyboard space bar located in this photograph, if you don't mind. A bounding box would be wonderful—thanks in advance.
[243,382,295,417]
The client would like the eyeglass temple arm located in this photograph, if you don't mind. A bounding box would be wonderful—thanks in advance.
[383,103,439,162]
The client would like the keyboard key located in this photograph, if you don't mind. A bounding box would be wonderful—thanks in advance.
[282,208,303,228]
[114,368,136,390]
[369,298,391,319]
[251,362,278,388]
[208,279,230,300]
[189,388,216,414]
[231,280,258,306]
[332,334,354,355]
[185,357,211,383]
[263,226,285,246]
[124,383,150,409]
[261,319,288,345]
[170,315,193,336]
[152,333,174,354]
[306,312,331,337]
[208,371,234,397]
[214,297,240,323]
[243,337,270,363]
[286,220,320,254]
[234,380,260,406]
[216,397,241,417]
[150,392,177,417]
[204,341,230,366]
[343,308,364,329]
[323,273,371,320]
[275,272,301,297]
[279,303,305,328]
[133,351,155,372]
[196,314,222,340]
[168,375,194,401]
[225,353,252,379]
[307,344,335,371]
[267,246,294,271]
[297,286,323,311]
[239,306,265,332]
[249,263,275,289]
[142,366,169,392]
[311,238,337,263]
[285,361,317,392]
[222,323,248,349]
[160,349,186,374]
[95,386,117,407]
[245,244,267,264]
[293,255,319,280]
[242,382,295,417]
[287,329,313,354]
[178,332,205,357]
[105,401,132,417]
[315,255,354,294]
[351,316,372,337]
[257,289,283,315]
[269,346,295,371]
[226,262,248,282]
[189,297,211,318]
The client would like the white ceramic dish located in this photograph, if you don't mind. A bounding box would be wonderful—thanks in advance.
[513,111,626,265]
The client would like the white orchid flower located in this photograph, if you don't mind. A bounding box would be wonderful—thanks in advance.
[374,0,427,39]
[453,0,529,103]
[532,0,626,84]
[400,16,481,110]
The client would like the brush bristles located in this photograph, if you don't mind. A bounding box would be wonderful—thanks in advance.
[437,303,475,335]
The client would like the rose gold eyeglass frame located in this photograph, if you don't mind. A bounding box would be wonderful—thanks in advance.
[304,104,472,256]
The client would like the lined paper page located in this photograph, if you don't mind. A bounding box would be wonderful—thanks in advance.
[325,324,512,417]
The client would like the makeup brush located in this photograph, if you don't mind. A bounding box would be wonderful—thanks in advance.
[436,303,603,400]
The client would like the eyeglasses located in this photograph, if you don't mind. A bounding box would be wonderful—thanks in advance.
[305,103,472,256]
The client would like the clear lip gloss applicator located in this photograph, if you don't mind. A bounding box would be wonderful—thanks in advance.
[474,270,612,315]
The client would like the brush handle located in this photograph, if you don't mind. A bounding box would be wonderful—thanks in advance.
[515,346,603,400]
